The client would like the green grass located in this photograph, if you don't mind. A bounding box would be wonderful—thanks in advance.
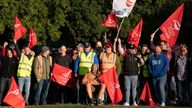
[1,104,192,108]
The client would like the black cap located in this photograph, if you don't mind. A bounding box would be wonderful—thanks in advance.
[127,44,135,49]
[84,42,91,48]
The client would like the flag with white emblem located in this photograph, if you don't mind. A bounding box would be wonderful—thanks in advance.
[112,0,136,18]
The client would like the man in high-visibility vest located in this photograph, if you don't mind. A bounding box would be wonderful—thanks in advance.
[74,42,99,104]
[97,42,121,105]
[15,41,35,105]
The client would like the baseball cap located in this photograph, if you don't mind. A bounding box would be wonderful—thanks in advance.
[127,44,135,49]
[84,42,91,48]
[42,46,49,53]
[106,42,113,48]
[76,43,84,48]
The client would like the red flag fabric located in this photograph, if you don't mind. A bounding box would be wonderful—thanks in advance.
[98,67,122,104]
[127,19,143,48]
[160,3,184,47]
[28,29,37,48]
[3,77,25,108]
[140,82,156,106]
[50,63,72,86]
[102,12,118,28]
[14,16,27,41]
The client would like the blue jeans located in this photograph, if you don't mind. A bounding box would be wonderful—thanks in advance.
[34,79,50,104]
[18,77,31,103]
[124,75,138,103]
[152,75,167,104]
[176,79,189,103]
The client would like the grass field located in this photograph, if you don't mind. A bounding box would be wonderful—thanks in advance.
[2,104,191,108]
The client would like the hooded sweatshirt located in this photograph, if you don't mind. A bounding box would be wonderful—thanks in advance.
[148,53,169,77]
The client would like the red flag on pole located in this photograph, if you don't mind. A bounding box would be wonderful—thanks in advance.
[160,3,184,47]
[102,12,118,28]
[50,63,72,86]
[3,77,25,108]
[98,67,122,104]
[127,18,143,48]
[28,29,37,48]
[140,82,156,106]
[14,16,27,41]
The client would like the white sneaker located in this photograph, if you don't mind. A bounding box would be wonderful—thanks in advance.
[124,102,130,106]
[133,102,138,106]
[160,102,166,107]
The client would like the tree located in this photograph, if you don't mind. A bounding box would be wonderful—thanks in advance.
[0,0,191,49]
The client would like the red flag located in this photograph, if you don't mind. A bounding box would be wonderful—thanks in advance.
[3,77,25,108]
[14,16,27,41]
[28,29,37,48]
[160,3,184,47]
[140,82,156,106]
[98,67,122,104]
[102,12,118,28]
[127,19,143,48]
[50,63,72,86]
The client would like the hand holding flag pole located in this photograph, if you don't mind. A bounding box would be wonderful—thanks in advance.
[150,28,159,41]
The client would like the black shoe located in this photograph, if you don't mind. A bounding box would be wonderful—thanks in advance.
[96,98,103,106]
[89,98,94,106]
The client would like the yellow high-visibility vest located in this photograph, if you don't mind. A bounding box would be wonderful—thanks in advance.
[79,51,95,71]
[17,54,34,77]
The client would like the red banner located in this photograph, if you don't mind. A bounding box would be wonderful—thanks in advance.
[3,77,25,108]
[98,67,122,104]
[28,29,37,48]
[140,82,156,106]
[50,63,72,86]
[14,16,27,41]
[160,3,184,47]
[102,12,118,28]
[127,19,143,48]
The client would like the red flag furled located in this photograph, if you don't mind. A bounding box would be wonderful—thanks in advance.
[3,77,25,108]
[160,3,184,47]
[102,12,118,28]
[14,16,27,41]
[140,82,156,106]
[127,18,143,48]
[28,29,37,48]
[98,67,122,104]
[50,63,72,86]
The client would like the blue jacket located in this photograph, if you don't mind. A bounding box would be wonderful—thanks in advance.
[148,53,169,77]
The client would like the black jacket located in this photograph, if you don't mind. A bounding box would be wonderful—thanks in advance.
[0,56,18,78]
[124,52,139,76]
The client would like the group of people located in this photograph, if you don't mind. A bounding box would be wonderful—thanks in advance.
[0,33,192,107]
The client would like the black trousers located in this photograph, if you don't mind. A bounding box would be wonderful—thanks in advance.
[0,76,11,104]
[77,75,86,104]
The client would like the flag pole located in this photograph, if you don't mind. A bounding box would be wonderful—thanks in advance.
[154,28,159,34]
[116,17,125,38]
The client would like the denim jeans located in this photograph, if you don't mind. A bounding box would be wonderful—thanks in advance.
[124,75,138,103]
[34,79,50,105]
[176,79,189,103]
[18,77,31,103]
[152,75,167,104]
[0,77,11,103]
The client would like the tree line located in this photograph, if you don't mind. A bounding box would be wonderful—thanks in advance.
[0,0,192,49]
